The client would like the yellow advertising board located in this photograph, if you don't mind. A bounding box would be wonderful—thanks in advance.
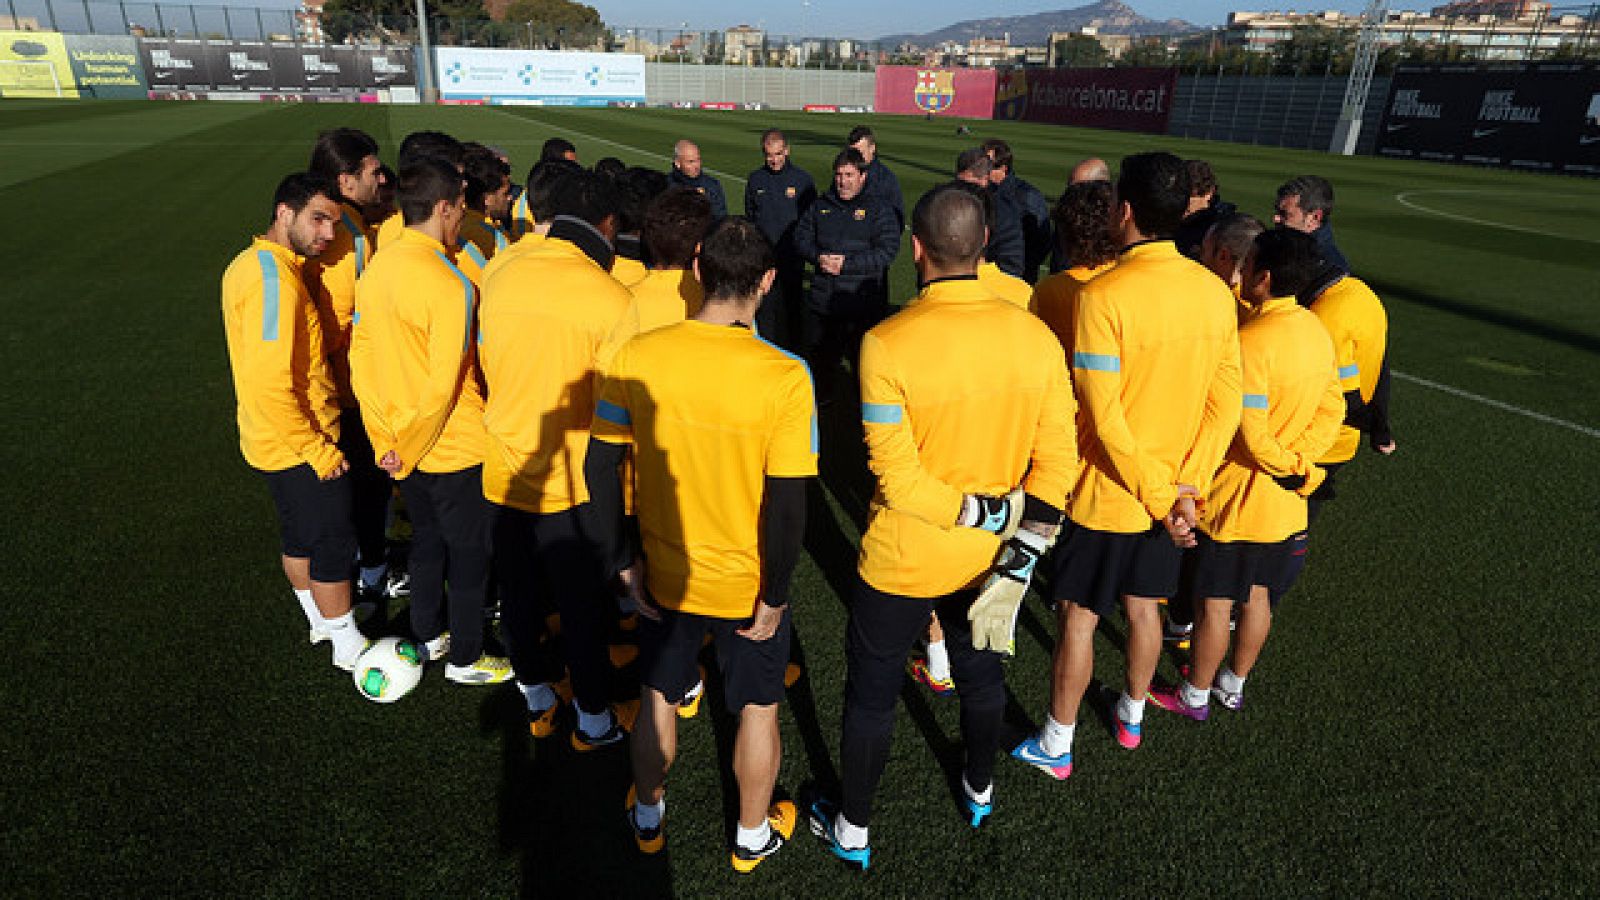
[0,31,81,98]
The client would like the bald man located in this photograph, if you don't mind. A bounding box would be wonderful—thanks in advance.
[1071,158,1110,184]
[667,140,728,219]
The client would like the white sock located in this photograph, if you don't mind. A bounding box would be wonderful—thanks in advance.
[1040,714,1075,757]
[962,774,993,806]
[634,796,664,829]
[576,705,613,736]
[1180,680,1209,709]
[1117,691,1146,725]
[359,564,388,591]
[519,681,557,713]
[294,588,322,628]
[324,611,366,658]
[1218,667,1246,694]
[834,813,868,851]
[736,819,773,852]
[925,640,951,681]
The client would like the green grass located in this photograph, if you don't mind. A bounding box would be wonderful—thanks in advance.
[2,98,1597,896]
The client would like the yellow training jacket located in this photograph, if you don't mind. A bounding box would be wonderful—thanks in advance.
[302,201,373,407]
[1070,241,1242,533]
[220,237,343,477]
[858,277,1079,598]
[348,228,485,479]
[1203,297,1344,542]
[611,254,649,288]
[977,262,1032,309]
[1310,275,1388,464]
[1031,262,1113,357]
[479,235,633,513]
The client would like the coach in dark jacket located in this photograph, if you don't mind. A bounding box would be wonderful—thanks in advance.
[956,148,1025,279]
[746,128,816,347]
[985,139,1052,283]
[667,139,727,219]
[793,147,899,400]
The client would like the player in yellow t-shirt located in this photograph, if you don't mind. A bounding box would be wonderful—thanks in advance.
[589,218,815,872]
[1013,153,1242,780]
[601,187,712,356]
[220,172,368,671]
[608,168,668,288]
[374,131,465,250]
[453,143,513,284]
[809,184,1077,870]
[1030,180,1119,357]
[348,158,511,686]
[1151,228,1343,720]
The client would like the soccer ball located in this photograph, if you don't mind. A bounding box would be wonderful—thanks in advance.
[352,637,425,704]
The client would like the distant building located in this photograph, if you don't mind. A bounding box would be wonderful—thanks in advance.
[297,0,326,43]
[0,15,41,29]
[1225,6,1594,61]
[1048,27,1134,63]
[724,25,765,64]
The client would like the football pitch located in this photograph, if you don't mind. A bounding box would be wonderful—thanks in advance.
[2,98,1597,896]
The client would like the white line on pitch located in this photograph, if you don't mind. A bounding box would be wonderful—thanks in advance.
[1394,370,1600,440]
[485,107,749,185]
[1393,190,1600,245]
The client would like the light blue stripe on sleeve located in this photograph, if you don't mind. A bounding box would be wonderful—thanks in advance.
[460,240,488,271]
[1338,364,1360,380]
[1072,352,1120,372]
[861,402,903,425]
[1243,393,1270,410]
[595,399,632,427]
[754,332,819,455]
[433,250,477,352]
[256,249,280,341]
[341,211,367,276]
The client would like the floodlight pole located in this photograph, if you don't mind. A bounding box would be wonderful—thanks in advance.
[1329,0,1389,155]
[416,0,438,103]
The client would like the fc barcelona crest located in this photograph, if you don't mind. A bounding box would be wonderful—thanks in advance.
[914,70,956,114]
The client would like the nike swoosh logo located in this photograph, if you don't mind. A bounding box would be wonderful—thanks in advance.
[1386,124,1409,132]
[1473,128,1499,138]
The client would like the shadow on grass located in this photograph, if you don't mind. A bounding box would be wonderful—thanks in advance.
[1363,274,1600,356]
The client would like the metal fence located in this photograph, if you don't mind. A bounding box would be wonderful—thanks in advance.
[645,63,874,109]
[1168,70,1392,154]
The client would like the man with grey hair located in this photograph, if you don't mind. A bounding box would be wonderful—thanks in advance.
[667,139,727,219]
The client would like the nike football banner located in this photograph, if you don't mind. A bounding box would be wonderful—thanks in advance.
[1377,63,1600,176]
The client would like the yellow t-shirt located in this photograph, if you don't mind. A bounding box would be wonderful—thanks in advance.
[1030,262,1114,357]
[1204,297,1344,542]
[857,277,1079,598]
[220,237,343,476]
[611,254,649,288]
[301,201,373,407]
[977,261,1032,309]
[1310,275,1388,464]
[609,268,704,348]
[348,228,486,478]
[1070,241,1242,533]
[509,191,536,242]
[479,236,633,513]
[593,320,818,618]
[375,210,404,250]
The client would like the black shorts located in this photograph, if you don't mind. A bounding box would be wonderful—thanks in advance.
[262,464,356,583]
[1050,521,1184,617]
[638,604,792,715]
[1185,531,1307,609]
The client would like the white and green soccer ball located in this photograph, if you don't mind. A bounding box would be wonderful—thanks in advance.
[353,637,425,703]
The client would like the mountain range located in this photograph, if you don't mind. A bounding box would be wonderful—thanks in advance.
[876,0,1199,47]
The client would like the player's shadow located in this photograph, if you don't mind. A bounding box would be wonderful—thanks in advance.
[1361,273,1600,356]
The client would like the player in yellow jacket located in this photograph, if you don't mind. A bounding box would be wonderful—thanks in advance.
[1150,228,1343,719]
[1013,153,1242,779]
[601,187,712,356]
[1030,180,1119,356]
[348,158,512,686]
[304,127,394,606]
[480,168,638,748]
[588,218,815,872]
[452,143,514,286]
[221,172,368,670]
[808,183,1078,870]
[374,131,465,250]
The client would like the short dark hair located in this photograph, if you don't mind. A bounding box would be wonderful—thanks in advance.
[912,182,986,269]
[397,130,464,170]
[981,138,1013,172]
[548,167,620,229]
[593,156,626,180]
[308,128,378,184]
[833,147,867,172]
[1186,159,1218,198]
[461,143,510,211]
[1052,181,1119,269]
[271,171,337,224]
[698,217,774,302]
[398,157,464,227]
[955,147,992,179]
[643,188,714,270]
[1116,151,1190,239]
[1277,175,1335,220]
[846,125,875,146]
[1207,213,1265,264]
[618,167,671,235]
[951,179,996,239]
[525,159,582,223]
[540,137,577,162]
[1250,228,1323,298]
[760,128,787,147]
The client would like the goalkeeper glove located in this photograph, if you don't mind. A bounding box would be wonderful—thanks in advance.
[957,488,1025,540]
[968,526,1054,655]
